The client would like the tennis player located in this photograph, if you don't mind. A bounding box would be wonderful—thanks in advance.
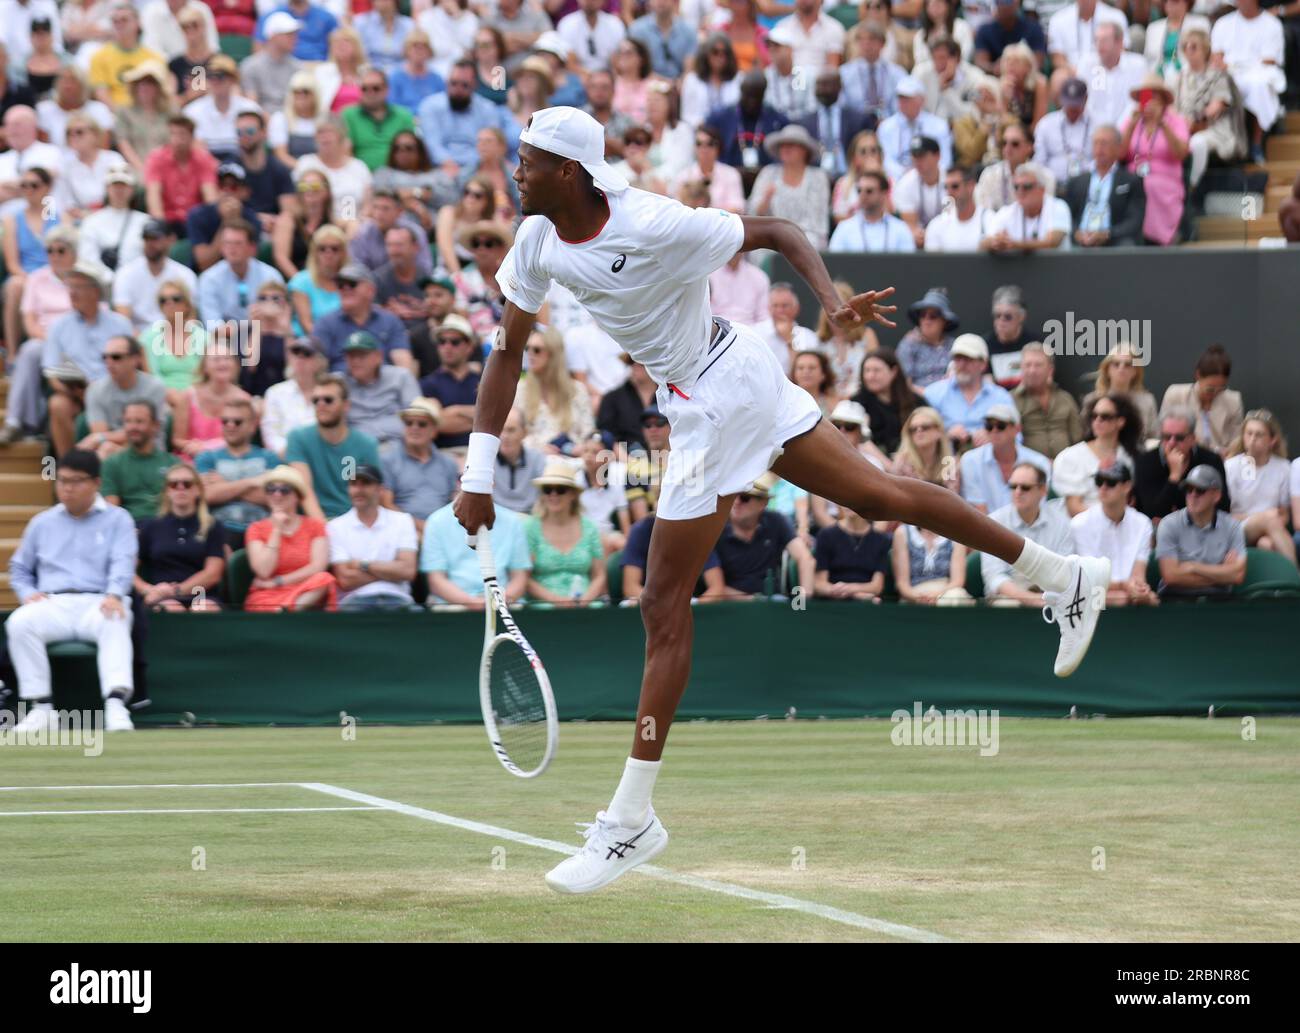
[454,107,1109,894]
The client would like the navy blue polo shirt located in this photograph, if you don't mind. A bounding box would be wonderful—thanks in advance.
[418,368,480,448]
[186,202,264,247]
[242,153,295,215]
[624,516,721,574]
[814,524,891,585]
[974,18,1047,61]
[715,511,795,594]
[314,307,412,371]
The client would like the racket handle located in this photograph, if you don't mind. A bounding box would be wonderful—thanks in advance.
[474,524,496,580]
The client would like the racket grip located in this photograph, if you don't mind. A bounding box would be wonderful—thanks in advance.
[474,525,496,580]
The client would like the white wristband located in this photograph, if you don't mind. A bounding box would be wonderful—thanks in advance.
[460,431,500,494]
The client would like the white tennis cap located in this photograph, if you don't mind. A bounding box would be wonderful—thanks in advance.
[520,106,629,194]
[264,11,303,36]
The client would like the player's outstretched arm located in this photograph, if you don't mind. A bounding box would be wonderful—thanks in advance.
[738,215,897,332]
[454,301,537,534]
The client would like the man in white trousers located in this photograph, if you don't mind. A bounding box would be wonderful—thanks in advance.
[7,449,139,732]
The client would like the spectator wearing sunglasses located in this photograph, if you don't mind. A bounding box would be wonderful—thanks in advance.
[262,335,327,456]
[134,463,227,612]
[232,111,297,234]
[1080,344,1157,449]
[1052,392,1141,518]
[341,66,417,173]
[625,404,671,523]
[286,223,346,335]
[381,398,460,535]
[373,130,457,223]
[1154,464,1246,600]
[100,400,175,520]
[981,461,1074,607]
[981,162,1070,253]
[244,465,338,612]
[311,262,415,374]
[82,335,168,459]
[418,314,480,452]
[181,53,261,162]
[283,372,383,520]
[959,404,1050,515]
[923,334,1016,449]
[983,285,1033,388]
[1133,407,1229,523]
[195,398,280,546]
[716,472,815,599]
[1,165,58,355]
[1070,461,1158,607]
[523,459,607,606]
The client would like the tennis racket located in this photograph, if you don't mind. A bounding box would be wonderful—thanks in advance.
[473,525,558,778]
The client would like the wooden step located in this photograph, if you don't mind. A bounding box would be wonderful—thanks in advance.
[0,441,48,475]
[1246,159,1300,185]
[1266,136,1300,162]
[0,505,46,537]
[1195,215,1279,242]
[0,473,54,506]
[0,537,18,566]
[1284,111,1300,134]
[0,573,18,610]
[1266,183,1295,212]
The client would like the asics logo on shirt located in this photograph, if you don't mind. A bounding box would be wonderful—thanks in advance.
[611,253,627,272]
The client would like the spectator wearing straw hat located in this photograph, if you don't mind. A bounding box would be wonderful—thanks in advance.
[341,330,420,447]
[896,286,958,392]
[715,472,815,599]
[748,123,831,249]
[1118,73,1189,247]
[959,403,1050,514]
[381,398,460,534]
[524,457,607,606]
[244,464,338,612]
[418,313,480,452]
[1070,460,1158,607]
[924,335,1017,450]
[328,463,420,611]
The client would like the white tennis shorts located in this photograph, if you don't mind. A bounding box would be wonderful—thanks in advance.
[654,319,823,521]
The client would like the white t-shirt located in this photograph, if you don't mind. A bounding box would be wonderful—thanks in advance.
[564,322,629,395]
[498,188,745,390]
[557,11,626,72]
[327,506,419,603]
[79,207,152,273]
[35,100,115,149]
[1051,441,1132,505]
[1225,454,1290,516]
[989,196,1073,248]
[1211,11,1285,71]
[751,318,818,374]
[892,167,946,227]
[292,154,374,223]
[1077,51,1147,129]
[924,204,993,252]
[53,148,127,216]
[111,256,199,332]
[0,142,63,184]
[1034,108,1094,184]
[579,460,628,534]
[1071,503,1152,581]
[183,94,265,157]
[1047,3,1129,68]
[771,13,847,72]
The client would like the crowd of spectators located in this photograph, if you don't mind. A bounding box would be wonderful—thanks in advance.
[2,0,1298,716]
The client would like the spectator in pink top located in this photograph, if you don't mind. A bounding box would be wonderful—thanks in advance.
[1119,74,1190,246]
[172,350,252,457]
[709,252,770,326]
[670,124,745,214]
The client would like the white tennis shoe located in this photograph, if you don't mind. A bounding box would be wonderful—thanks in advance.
[545,809,668,894]
[11,702,58,734]
[1043,555,1111,678]
[104,697,134,732]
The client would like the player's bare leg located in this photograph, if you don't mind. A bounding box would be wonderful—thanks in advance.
[772,419,1109,675]
[544,495,734,894]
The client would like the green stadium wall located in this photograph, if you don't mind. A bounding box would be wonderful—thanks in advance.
[6,603,1297,725]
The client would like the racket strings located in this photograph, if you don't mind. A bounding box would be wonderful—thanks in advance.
[489,639,548,773]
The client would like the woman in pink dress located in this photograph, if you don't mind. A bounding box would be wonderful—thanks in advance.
[172,350,252,457]
[1120,74,1190,246]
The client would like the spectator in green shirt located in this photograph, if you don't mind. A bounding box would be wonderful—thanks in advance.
[284,372,383,519]
[342,67,417,171]
[100,401,177,522]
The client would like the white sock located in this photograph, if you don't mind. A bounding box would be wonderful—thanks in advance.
[1012,539,1072,594]
[607,757,661,828]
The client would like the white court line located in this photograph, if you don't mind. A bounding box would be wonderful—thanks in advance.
[302,782,951,943]
[0,783,304,792]
[0,806,384,817]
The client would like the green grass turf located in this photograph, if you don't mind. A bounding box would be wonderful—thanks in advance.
[1,718,1297,942]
